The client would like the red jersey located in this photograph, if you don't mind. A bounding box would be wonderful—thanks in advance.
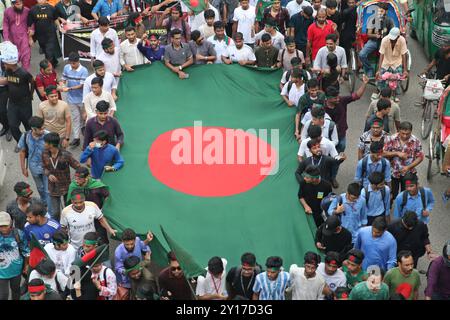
[35,71,61,100]
[307,20,336,60]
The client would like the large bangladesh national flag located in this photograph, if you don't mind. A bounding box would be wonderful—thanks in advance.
[102,63,318,270]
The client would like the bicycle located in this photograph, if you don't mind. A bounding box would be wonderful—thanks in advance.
[418,74,446,139]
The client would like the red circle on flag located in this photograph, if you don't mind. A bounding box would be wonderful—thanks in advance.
[148,126,278,197]
[190,0,199,7]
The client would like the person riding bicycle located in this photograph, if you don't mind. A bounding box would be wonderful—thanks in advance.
[359,2,395,78]
[376,27,408,93]
[421,42,450,87]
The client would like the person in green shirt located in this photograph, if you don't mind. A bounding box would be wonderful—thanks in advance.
[349,267,389,300]
[342,249,368,291]
[383,250,421,300]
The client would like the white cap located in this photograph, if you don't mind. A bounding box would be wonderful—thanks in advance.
[0,211,12,227]
[388,27,400,40]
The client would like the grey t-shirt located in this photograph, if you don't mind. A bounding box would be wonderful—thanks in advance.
[366,98,401,133]
[189,40,217,64]
[164,43,193,66]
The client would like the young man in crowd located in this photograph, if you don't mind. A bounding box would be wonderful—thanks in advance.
[341,249,367,291]
[364,99,392,134]
[42,132,80,220]
[6,181,40,231]
[298,165,332,227]
[90,16,120,60]
[288,5,314,57]
[83,60,118,101]
[384,250,421,300]
[196,256,228,300]
[312,33,347,78]
[349,267,390,300]
[137,33,166,62]
[160,5,191,43]
[317,251,347,297]
[360,171,391,226]
[358,117,388,160]
[80,130,124,179]
[301,106,338,146]
[355,141,391,189]
[297,125,340,163]
[35,59,61,101]
[280,69,305,107]
[44,229,77,277]
[158,251,193,300]
[120,26,148,72]
[222,32,256,65]
[424,240,450,300]
[253,256,290,300]
[305,8,336,64]
[124,255,158,300]
[226,252,261,300]
[24,200,60,245]
[61,52,89,148]
[393,172,435,224]
[164,29,194,79]
[280,57,310,91]
[315,214,353,260]
[189,30,217,65]
[36,85,72,148]
[232,0,256,48]
[24,278,62,300]
[288,251,326,300]
[366,88,401,134]
[198,9,216,39]
[255,18,284,50]
[83,78,117,120]
[208,21,235,64]
[355,216,397,271]
[97,38,121,80]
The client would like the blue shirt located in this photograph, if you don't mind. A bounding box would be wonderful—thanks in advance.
[137,43,165,62]
[23,218,60,246]
[114,237,151,288]
[328,193,367,244]
[80,144,124,179]
[92,0,123,17]
[0,229,30,279]
[253,271,290,300]
[355,226,397,271]
[62,64,89,105]
[361,185,391,217]
[17,130,49,175]
[393,188,435,224]
[354,156,391,188]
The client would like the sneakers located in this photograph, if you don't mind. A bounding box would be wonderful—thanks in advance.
[69,138,80,147]
[0,127,8,137]
[5,130,12,142]
[443,192,450,205]
[14,145,20,153]
[331,179,339,189]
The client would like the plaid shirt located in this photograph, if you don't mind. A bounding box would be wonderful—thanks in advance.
[383,133,424,178]
[42,149,81,196]
[262,7,290,35]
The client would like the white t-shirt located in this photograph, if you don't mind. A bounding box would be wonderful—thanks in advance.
[44,243,77,276]
[301,116,338,145]
[60,201,104,250]
[255,30,285,51]
[188,4,220,31]
[232,6,256,44]
[196,258,228,298]
[29,269,69,292]
[83,72,117,99]
[317,262,347,293]
[90,28,120,59]
[83,90,117,120]
[289,264,326,300]
[298,137,339,158]
[223,45,256,62]
[208,36,236,64]
[281,82,305,106]
[286,0,312,17]
[96,50,121,77]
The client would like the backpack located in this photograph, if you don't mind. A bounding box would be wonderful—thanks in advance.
[12,228,24,257]
[400,187,427,213]
[320,193,342,218]
[286,69,309,85]
[35,74,46,101]
[327,121,336,141]
[166,17,188,41]
[22,130,31,169]
[281,48,300,68]
[360,156,387,185]
[364,186,386,214]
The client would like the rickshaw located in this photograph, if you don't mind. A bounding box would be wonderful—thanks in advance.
[347,0,412,93]
[427,86,450,180]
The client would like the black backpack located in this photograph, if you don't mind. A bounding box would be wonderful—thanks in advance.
[400,187,427,213]
[360,156,388,185]
[364,186,387,214]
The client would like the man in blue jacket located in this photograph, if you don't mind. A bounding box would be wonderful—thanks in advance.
[80,130,124,179]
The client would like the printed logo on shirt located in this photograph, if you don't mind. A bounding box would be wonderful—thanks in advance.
[36,14,48,19]
[317,192,324,199]
[7,76,20,84]
[44,233,50,239]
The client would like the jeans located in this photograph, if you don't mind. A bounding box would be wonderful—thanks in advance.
[331,137,346,179]
[31,173,51,212]
[7,99,32,143]
[359,39,379,76]
[0,274,22,300]
[50,194,67,222]
[0,87,9,131]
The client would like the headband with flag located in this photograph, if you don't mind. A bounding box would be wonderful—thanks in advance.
[303,173,320,179]
[45,87,58,96]
[17,186,32,197]
[125,263,143,274]
[28,284,46,294]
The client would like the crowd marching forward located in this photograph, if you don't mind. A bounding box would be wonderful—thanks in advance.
[0,0,450,301]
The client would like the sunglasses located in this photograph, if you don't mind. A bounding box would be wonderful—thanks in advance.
[170,266,182,271]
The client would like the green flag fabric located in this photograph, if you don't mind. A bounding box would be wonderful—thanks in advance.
[255,0,273,22]
[161,226,206,279]
[180,0,207,15]
[29,233,50,269]
[101,62,318,272]
[66,178,109,205]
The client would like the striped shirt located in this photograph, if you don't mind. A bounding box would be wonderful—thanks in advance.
[62,64,89,105]
[253,271,290,300]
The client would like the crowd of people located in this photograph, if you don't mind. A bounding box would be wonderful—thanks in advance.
[0,0,449,301]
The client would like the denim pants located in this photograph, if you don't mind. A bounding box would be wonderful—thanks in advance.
[331,137,346,179]
[50,194,67,221]
[31,173,51,213]
[0,274,22,300]
[359,40,379,75]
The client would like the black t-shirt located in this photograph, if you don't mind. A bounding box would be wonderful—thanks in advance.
[77,0,97,20]
[340,7,357,43]
[296,156,336,184]
[297,179,332,213]
[28,4,58,40]
[225,267,259,300]
[387,219,430,259]
[6,67,33,102]
[315,223,353,260]
[435,48,450,80]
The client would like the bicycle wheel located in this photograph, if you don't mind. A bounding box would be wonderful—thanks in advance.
[348,49,357,93]
[401,51,410,92]
[421,101,433,139]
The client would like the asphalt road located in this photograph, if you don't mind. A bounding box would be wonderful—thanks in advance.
[0,33,449,298]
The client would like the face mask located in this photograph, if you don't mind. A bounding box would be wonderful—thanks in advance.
[95,142,102,148]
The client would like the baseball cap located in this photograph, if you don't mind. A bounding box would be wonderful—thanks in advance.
[388,27,400,40]
[322,215,341,236]
[0,211,12,226]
